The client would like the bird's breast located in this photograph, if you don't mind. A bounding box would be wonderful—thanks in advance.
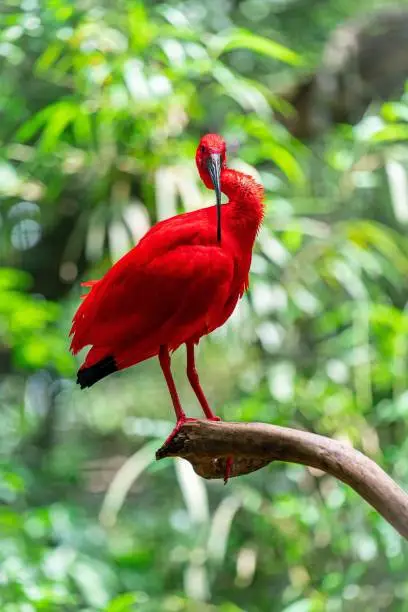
[206,250,251,334]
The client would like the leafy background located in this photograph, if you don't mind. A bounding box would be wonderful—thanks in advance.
[1,0,408,610]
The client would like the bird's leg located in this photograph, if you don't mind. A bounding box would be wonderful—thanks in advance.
[186,343,233,483]
[159,345,197,446]
[186,342,220,421]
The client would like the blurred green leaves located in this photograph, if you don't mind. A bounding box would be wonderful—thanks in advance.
[1,0,408,611]
[0,268,73,373]
[212,29,304,66]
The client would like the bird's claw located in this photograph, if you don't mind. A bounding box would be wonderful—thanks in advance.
[224,456,234,484]
[163,416,198,447]
[164,416,233,485]
[206,416,233,482]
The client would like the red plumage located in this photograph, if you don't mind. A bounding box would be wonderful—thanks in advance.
[70,134,264,472]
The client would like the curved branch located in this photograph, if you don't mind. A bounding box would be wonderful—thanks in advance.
[156,420,408,540]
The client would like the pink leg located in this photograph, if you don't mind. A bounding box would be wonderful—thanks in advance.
[159,345,197,446]
[186,343,233,483]
[224,457,234,485]
[186,342,220,421]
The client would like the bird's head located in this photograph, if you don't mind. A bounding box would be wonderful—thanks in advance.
[196,134,227,242]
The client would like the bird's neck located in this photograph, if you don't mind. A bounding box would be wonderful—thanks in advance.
[221,168,264,242]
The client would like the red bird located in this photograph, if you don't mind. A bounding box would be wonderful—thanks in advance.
[70,134,264,459]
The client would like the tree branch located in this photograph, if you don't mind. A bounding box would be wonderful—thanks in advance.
[156,420,408,540]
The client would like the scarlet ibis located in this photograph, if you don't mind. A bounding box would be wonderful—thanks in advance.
[70,133,264,477]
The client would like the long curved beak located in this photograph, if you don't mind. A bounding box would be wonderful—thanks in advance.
[206,153,222,243]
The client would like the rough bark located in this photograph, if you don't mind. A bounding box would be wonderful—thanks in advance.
[157,420,408,540]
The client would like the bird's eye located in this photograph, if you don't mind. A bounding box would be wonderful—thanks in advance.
[200,145,206,153]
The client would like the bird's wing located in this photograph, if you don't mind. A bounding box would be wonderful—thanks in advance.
[70,241,234,354]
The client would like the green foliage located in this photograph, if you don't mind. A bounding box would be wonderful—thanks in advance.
[0,268,73,373]
[1,0,408,610]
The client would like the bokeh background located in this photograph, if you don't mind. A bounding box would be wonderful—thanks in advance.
[2,0,408,610]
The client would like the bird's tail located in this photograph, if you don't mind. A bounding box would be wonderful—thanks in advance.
[77,350,118,389]
[70,280,101,355]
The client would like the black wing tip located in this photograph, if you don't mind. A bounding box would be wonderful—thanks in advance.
[77,355,118,389]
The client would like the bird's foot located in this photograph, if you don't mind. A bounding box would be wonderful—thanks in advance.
[164,416,234,484]
[205,416,233,483]
[164,417,198,447]
[224,456,234,485]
